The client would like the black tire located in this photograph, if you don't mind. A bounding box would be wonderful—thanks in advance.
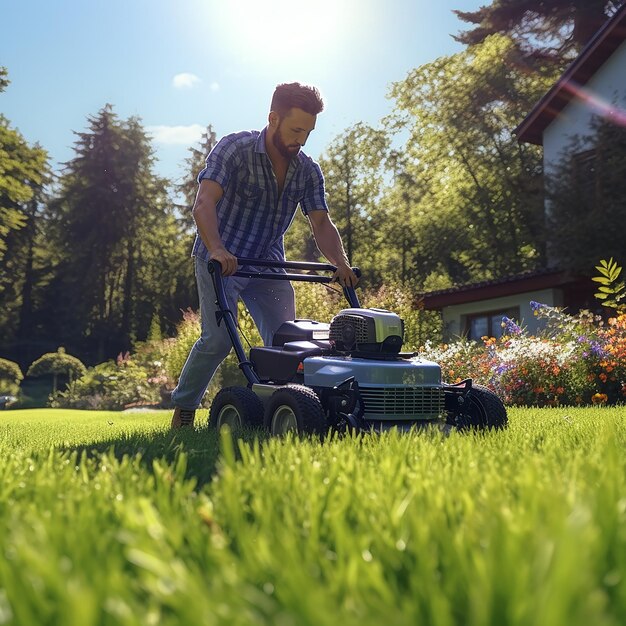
[264,385,328,436]
[447,383,508,431]
[208,386,264,431]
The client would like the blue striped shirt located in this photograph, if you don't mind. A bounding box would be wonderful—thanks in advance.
[191,128,328,263]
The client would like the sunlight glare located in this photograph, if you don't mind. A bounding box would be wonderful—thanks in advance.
[213,0,350,67]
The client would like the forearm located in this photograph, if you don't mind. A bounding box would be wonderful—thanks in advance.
[312,216,350,268]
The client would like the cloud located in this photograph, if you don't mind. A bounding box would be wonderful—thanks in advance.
[147,124,205,145]
[172,72,201,89]
[209,81,220,92]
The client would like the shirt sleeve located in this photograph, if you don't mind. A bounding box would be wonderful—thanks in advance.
[197,133,241,189]
[300,160,329,216]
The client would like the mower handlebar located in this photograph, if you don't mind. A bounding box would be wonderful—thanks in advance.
[207,257,361,308]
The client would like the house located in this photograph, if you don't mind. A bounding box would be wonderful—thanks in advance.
[423,6,626,341]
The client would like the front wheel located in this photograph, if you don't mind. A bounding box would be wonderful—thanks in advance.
[208,386,264,431]
[265,385,328,436]
[447,384,508,431]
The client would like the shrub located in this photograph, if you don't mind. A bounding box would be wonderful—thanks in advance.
[51,350,170,411]
[0,358,23,396]
[27,348,87,394]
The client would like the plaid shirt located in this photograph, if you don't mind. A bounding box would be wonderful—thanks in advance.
[191,128,328,263]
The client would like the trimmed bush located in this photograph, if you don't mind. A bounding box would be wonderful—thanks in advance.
[27,347,87,394]
[0,358,23,396]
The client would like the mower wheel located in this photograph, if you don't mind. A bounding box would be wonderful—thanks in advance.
[265,385,327,436]
[447,383,508,431]
[208,386,264,431]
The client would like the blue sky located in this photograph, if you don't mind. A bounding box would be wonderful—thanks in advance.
[1,0,481,186]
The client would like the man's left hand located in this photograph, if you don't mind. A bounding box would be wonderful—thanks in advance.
[332,264,359,288]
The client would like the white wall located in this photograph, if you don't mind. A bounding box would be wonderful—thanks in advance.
[543,39,626,173]
[441,288,563,340]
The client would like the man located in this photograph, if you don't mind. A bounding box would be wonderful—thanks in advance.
[171,82,359,427]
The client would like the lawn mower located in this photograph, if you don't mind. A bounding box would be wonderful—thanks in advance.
[207,258,507,435]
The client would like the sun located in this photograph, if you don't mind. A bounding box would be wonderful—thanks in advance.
[212,0,351,67]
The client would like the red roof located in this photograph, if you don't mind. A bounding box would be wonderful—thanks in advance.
[420,269,584,310]
[515,5,626,145]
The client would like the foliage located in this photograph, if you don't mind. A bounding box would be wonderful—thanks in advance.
[593,257,626,311]
[384,34,559,286]
[316,123,390,278]
[27,347,87,380]
[421,301,626,406]
[0,357,23,395]
[175,124,218,232]
[454,0,623,64]
[42,105,183,363]
[0,68,51,357]
[51,345,172,411]
[547,115,626,272]
[0,72,49,266]
[0,407,625,625]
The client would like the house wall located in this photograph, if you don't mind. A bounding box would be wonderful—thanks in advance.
[441,288,563,340]
[543,39,626,172]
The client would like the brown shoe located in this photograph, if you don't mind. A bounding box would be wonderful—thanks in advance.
[171,407,196,428]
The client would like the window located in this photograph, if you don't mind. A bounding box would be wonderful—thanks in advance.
[465,307,520,341]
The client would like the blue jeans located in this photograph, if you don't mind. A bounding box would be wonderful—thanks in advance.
[171,257,296,410]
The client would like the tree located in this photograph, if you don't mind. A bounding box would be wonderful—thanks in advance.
[0,68,49,265]
[385,35,558,286]
[546,114,626,272]
[316,123,390,279]
[48,105,172,361]
[0,68,51,364]
[176,124,218,231]
[454,1,623,64]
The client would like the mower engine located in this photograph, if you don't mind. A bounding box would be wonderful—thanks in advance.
[330,308,404,354]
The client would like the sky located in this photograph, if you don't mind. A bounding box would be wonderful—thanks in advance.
[1,0,483,187]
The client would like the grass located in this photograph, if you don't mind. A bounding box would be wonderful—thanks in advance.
[0,406,625,625]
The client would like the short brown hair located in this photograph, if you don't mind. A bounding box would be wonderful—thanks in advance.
[270,82,324,117]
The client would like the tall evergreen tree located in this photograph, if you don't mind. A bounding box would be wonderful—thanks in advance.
[177,125,218,223]
[454,1,623,63]
[48,105,171,362]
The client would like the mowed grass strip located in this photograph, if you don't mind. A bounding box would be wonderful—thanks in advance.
[0,407,624,626]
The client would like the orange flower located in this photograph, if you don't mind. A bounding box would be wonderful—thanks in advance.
[599,373,608,383]
[592,393,608,405]
[556,387,565,395]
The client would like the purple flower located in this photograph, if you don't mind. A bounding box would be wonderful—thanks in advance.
[530,301,546,312]
[502,317,522,336]
[590,341,605,357]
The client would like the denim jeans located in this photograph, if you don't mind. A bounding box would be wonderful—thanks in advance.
[170,256,296,410]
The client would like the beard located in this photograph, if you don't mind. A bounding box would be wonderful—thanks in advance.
[272,125,300,160]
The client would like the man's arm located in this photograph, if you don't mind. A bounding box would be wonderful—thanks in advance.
[192,179,238,275]
[307,210,359,287]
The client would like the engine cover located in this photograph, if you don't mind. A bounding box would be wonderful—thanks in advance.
[329,308,404,353]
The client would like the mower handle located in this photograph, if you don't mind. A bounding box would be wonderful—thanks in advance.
[208,257,361,308]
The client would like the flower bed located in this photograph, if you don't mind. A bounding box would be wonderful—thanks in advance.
[420,303,626,407]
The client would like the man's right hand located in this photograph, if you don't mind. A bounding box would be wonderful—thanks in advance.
[210,247,238,276]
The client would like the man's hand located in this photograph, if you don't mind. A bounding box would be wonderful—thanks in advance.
[332,263,359,288]
[210,247,238,276]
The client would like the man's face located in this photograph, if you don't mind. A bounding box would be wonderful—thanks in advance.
[272,108,317,159]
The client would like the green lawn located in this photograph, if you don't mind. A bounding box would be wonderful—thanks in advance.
[0,407,625,625]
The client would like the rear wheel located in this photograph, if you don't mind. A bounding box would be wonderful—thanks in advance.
[209,386,264,431]
[447,384,508,431]
[265,385,327,436]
